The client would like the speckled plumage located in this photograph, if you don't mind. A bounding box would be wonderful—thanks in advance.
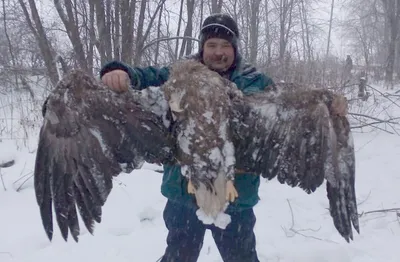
[162,60,242,225]
[232,85,359,242]
[35,70,174,242]
[34,61,359,243]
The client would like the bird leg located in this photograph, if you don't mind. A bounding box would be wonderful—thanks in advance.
[226,180,238,202]
[187,179,196,194]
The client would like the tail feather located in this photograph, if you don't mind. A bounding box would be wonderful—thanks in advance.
[193,173,227,218]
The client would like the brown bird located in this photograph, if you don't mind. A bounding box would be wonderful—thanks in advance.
[162,60,242,228]
[34,60,359,243]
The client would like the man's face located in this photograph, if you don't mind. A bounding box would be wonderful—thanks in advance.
[202,38,235,73]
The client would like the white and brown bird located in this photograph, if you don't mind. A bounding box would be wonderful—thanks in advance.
[34,60,359,243]
[162,60,242,228]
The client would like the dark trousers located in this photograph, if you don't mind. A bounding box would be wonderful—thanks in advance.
[160,200,259,262]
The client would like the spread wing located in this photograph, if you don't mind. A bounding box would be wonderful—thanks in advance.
[34,70,174,242]
[232,86,359,242]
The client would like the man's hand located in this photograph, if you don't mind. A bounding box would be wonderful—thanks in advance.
[331,95,348,116]
[101,69,130,93]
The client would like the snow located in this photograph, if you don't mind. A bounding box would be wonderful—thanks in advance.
[1,85,400,261]
[1,129,399,261]
[196,207,232,230]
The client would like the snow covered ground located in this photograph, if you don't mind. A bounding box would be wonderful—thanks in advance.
[1,86,400,261]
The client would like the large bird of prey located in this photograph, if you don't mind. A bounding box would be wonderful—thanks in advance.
[34,59,359,243]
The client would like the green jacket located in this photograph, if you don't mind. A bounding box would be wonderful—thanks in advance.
[100,55,274,212]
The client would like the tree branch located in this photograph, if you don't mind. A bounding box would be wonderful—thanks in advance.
[141,36,200,53]
[281,199,339,244]
[359,208,400,217]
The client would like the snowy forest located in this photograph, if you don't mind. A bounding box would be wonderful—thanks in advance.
[0,1,400,262]
[1,0,400,90]
[0,0,399,144]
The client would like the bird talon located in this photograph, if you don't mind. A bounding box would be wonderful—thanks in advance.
[226,180,238,202]
[188,179,196,194]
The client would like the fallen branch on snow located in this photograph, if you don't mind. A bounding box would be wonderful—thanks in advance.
[348,112,400,135]
[359,208,400,218]
[13,172,33,192]
[281,199,339,244]
[0,169,5,191]
[0,159,15,168]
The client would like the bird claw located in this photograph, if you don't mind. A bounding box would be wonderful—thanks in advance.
[188,179,196,194]
[226,180,238,202]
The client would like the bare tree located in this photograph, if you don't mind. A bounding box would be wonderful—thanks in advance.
[112,0,121,61]
[154,2,163,64]
[326,0,334,57]
[249,0,261,64]
[211,0,223,13]
[175,0,184,59]
[120,0,136,64]
[53,0,89,71]
[382,0,400,86]
[18,0,59,86]
[179,0,195,57]
[134,0,167,65]
[264,0,272,64]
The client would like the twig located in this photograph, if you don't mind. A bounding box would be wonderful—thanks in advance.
[351,122,395,134]
[348,112,399,134]
[0,159,15,168]
[367,84,400,109]
[348,112,400,124]
[281,199,339,244]
[357,190,372,206]
[13,172,33,185]
[15,173,33,192]
[141,36,200,53]
[0,168,6,191]
[359,208,400,217]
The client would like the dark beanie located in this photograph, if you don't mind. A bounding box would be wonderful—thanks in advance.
[199,13,240,56]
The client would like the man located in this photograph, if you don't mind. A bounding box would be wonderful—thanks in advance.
[100,13,271,262]
[100,13,346,262]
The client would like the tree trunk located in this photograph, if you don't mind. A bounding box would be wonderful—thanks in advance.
[134,0,166,65]
[264,0,271,64]
[133,0,147,65]
[113,0,121,60]
[154,3,163,65]
[382,0,399,86]
[211,0,223,13]
[249,0,261,64]
[53,0,89,72]
[18,0,59,86]
[326,0,334,57]
[88,1,95,72]
[179,0,195,57]
[121,0,136,64]
[175,0,184,59]
[90,0,113,66]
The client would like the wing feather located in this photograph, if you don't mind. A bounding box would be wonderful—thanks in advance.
[34,70,174,242]
[34,130,54,240]
[232,87,359,242]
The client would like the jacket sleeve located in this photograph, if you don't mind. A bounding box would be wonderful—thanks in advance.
[232,63,274,95]
[240,74,274,95]
[100,61,170,90]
